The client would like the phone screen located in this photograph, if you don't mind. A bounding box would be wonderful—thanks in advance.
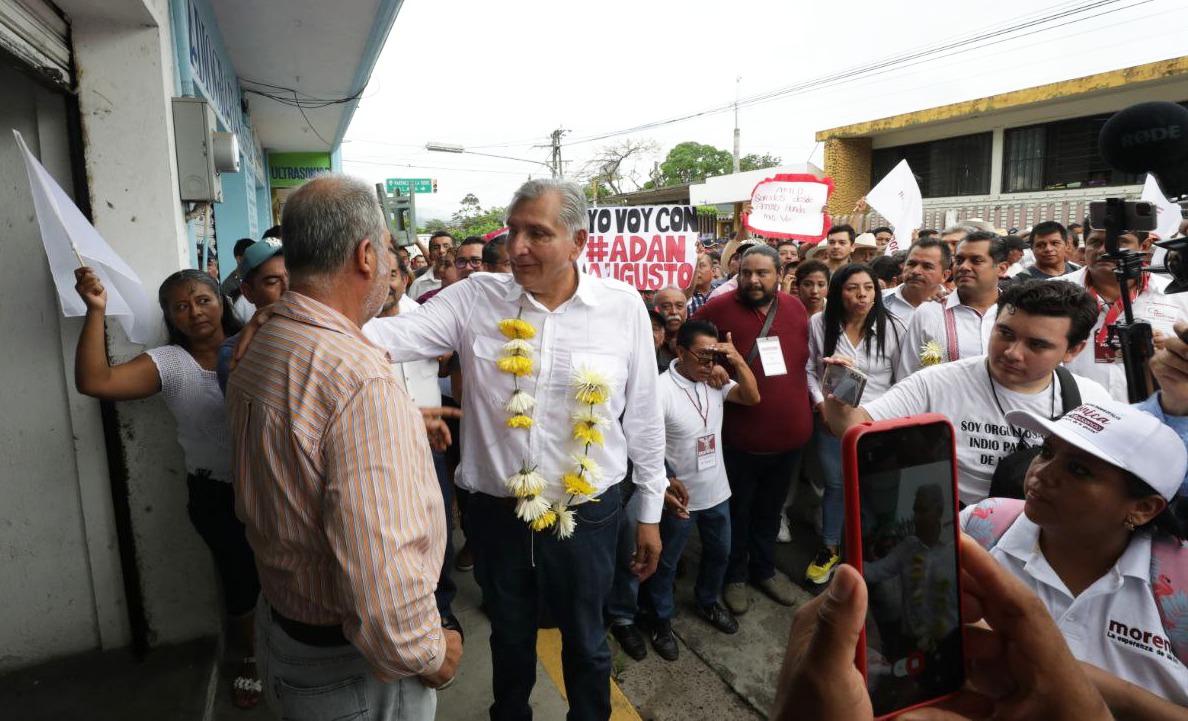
[851,421,963,717]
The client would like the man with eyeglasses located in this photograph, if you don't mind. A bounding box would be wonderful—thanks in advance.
[453,236,486,280]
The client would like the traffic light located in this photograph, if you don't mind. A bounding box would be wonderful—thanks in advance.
[432,178,438,194]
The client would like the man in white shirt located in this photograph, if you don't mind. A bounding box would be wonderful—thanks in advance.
[824,224,856,275]
[364,179,665,721]
[882,238,951,325]
[1052,226,1188,402]
[642,319,760,661]
[407,231,455,300]
[899,232,1008,375]
[824,279,1112,505]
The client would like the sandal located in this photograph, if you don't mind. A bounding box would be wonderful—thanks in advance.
[232,657,263,710]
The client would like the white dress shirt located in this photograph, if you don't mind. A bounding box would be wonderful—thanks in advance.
[363,296,442,409]
[364,270,668,523]
[899,291,997,376]
[881,285,921,325]
[407,267,442,302]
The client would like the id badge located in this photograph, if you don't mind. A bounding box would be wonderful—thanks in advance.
[696,433,717,471]
[756,336,788,376]
[1094,337,1118,364]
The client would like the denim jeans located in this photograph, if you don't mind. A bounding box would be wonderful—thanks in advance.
[468,485,621,721]
[642,499,731,619]
[431,450,457,616]
[815,427,844,547]
[605,481,641,625]
[256,596,435,721]
[723,447,801,584]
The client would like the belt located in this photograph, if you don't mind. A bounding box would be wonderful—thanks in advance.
[271,607,350,648]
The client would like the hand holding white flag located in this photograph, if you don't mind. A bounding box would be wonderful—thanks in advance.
[14,129,153,344]
[865,159,923,255]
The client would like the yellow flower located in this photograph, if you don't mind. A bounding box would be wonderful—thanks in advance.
[515,495,550,522]
[919,340,945,367]
[572,366,612,406]
[572,409,610,429]
[507,468,547,497]
[496,355,533,376]
[499,318,536,340]
[562,472,596,497]
[530,509,558,532]
[573,423,605,448]
[501,339,533,357]
[506,414,534,429]
[553,504,576,539]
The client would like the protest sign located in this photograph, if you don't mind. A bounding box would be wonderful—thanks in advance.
[865,159,923,255]
[745,174,833,241]
[583,205,699,290]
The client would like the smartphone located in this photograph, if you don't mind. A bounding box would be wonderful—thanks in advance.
[842,414,965,720]
[1088,199,1158,232]
[823,363,868,407]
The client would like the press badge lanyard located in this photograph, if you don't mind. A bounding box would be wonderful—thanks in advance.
[671,371,709,429]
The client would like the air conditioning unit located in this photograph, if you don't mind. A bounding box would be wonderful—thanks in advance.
[172,97,239,202]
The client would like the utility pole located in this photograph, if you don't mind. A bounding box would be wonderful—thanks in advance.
[550,128,567,179]
[732,75,741,174]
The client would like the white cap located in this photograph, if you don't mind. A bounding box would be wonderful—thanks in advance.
[853,232,878,249]
[1005,401,1186,501]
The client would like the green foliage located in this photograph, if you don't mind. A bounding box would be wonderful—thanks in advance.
[740,153,782,172]
[419,195,506,238]
[657,142,733,186]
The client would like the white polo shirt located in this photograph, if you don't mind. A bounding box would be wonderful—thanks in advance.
[363,296,442,409]
[660,361,735,513]
[959,509,1188,705]
[1052,269,1188,402]
[899,292,997,377]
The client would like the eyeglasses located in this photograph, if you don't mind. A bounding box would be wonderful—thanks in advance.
[689,351,717,367]
[454,257,484,269]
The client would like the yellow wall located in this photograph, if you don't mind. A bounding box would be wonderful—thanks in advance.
[824,137,871,215]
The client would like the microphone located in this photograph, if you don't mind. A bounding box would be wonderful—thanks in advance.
[1099,101,1188,200]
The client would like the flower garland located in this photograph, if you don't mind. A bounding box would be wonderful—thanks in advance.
[495,313,611,539]
[918,340,944,368]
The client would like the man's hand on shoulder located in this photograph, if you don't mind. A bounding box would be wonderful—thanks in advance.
[420,628,463,689]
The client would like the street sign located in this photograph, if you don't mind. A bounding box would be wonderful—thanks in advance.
[386,178,435,194]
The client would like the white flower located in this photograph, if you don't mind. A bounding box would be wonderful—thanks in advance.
[515,495,551,522]
[572,409,611,428]
[506,467,548,497]
[572,366,612,405]
[553,503,576,539]
[501,339,533,357]
[571,454,603,482]
[504,389,537,415]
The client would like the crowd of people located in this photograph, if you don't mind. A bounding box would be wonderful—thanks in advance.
[69,174,1188,720]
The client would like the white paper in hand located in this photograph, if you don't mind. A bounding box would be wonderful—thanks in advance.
[14,129,153,344]
[865,159,923,255]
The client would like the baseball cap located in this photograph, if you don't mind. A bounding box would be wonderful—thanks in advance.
[853,233,878,249]
[238,238,283,278]
[1005,401,1186,501]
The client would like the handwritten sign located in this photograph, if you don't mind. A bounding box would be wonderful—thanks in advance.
[746,174,834,241]
[583,205,699,290]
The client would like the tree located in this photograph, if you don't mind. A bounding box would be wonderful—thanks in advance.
[419,195,507,238]
[579,138,659,197]
[654,142,733,187]
[740,153,782,172]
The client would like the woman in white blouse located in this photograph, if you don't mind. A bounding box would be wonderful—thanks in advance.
[804,263,907,585]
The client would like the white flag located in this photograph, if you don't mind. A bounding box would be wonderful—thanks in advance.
[14,129,153,344]
[1141,173,1182,270]
[865,159,923,255]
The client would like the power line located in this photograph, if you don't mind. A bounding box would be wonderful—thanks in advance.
[340,158,532,175]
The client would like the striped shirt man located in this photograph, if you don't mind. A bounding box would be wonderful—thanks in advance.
[227,291,446,680]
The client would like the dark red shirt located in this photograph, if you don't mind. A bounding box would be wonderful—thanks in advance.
[694,290,812,453]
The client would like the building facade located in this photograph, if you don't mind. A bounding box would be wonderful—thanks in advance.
[0,0,400,670]
[817,57,1188,231]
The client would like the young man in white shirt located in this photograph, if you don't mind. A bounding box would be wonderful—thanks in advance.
[824,279,1112,505]
[824,224,856,275]
[882,238,951,325]
[899,232,1008,375]
[1053,226,1188,402]
[642,319,760,661]
[406,230,455,300]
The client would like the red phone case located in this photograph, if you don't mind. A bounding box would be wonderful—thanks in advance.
[841,413,964,720]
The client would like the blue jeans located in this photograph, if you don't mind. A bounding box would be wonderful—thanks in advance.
[468,485,621,721]
[642,500,731,619]
[432,450,457,616]
[256,596,435,721]
[816,427,844,547]
[605,480,641,625]
[723,447,801,584]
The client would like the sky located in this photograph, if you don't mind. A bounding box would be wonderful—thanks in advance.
[342,0,1188,223]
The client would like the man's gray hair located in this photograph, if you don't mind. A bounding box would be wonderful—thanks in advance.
[508,179,588,236]
[281,173,387,279]
[941,224,980,239]
[742,243,780,267]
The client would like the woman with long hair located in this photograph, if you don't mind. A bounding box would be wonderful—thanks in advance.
[73,266,261,709]
[804,263,906,585]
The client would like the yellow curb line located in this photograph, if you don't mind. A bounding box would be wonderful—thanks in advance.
[536,628,641,720]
